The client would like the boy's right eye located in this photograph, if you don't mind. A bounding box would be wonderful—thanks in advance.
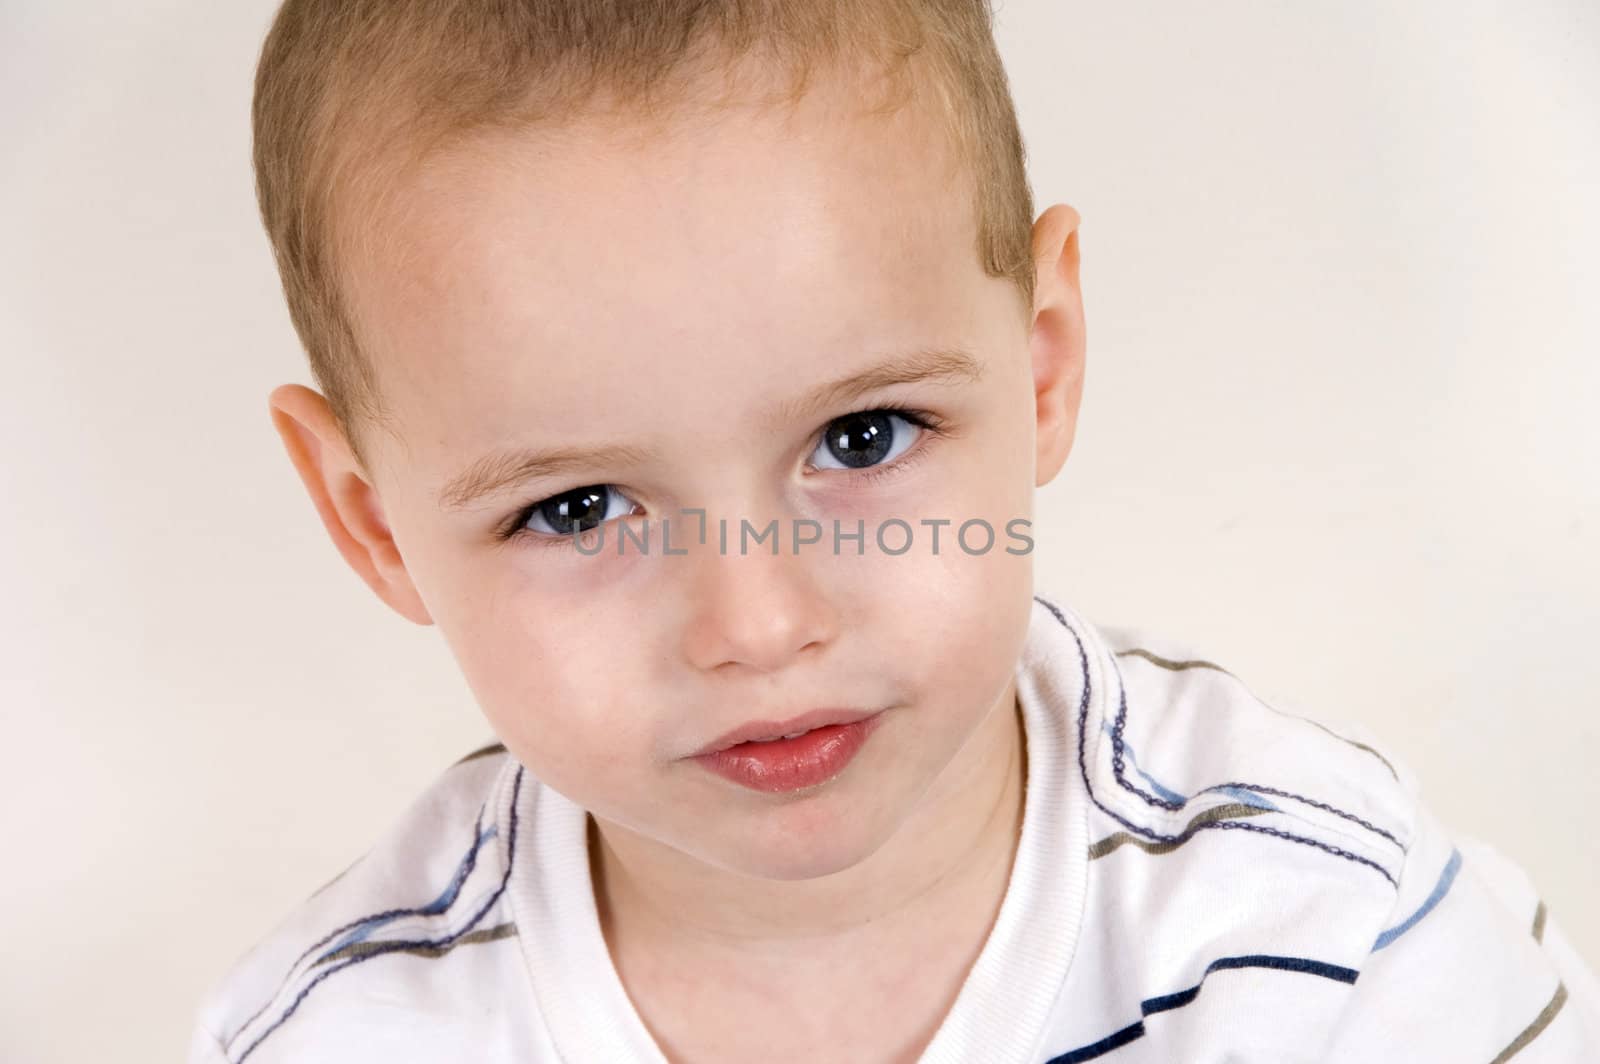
[505,485,641,542]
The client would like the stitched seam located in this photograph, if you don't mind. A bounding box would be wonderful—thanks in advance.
[230,768,526,1064]
[1103,657,1407,851]
[1034,595,1399,889]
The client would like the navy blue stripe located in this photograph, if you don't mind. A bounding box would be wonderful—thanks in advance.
[301,807,489,966]
[231,768,525,1064]
[1141,983,1199,1014]
[1104,661,1406,851]
[312,823,499,965]
[1200,953,1359,984]
[1046,1020,1145,1063]
[1208,820,1396,887]
[226,804,494,1043]
[1113,647,1402,781]
[1045,952,1359,1063]
[1033,595,1398,888]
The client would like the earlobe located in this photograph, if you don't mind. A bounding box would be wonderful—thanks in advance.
[1027,205,1087,488]
[267,384,434,626]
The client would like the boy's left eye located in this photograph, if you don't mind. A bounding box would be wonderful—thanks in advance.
[810,409,923,471]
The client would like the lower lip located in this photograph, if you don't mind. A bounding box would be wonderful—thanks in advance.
[692,714,884,794]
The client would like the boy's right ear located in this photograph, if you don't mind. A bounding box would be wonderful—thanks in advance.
[266,384,434,627]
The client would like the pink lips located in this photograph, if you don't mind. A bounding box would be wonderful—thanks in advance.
[690,712,884,794]
[688,707,883,758]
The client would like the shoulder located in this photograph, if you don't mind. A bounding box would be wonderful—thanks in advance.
[1031,592,1420,887]
[1032,594,1600,1059]
[1032,595,1416,968]
[1321,801,1600,1061]
[1098,613,1417,876]
[188,743,526,1064]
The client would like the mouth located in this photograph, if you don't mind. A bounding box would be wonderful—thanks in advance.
[688,711,887,794]
[688,707,882,758]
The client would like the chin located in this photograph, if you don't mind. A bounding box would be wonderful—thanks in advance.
[711,796,903,882]
[733,840,884,883]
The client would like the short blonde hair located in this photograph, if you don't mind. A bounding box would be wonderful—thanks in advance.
[251,0,1035,476]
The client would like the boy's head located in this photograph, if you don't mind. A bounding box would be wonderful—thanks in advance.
[256,0,1085,881]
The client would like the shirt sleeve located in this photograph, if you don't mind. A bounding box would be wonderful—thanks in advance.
[1324,797,1600,1061]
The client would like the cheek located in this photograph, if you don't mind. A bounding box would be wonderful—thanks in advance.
[445,594,653,797]
[835,518,1032,703]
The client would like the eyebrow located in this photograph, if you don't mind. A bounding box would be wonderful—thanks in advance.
[438,344,984,511]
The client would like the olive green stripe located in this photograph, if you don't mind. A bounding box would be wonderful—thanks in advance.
[453,741,508,767]
[1113,647,1400,781]
[1488,982,1568,1064]
[1089,802,1273,860]
[312,921,519,969]
[1115,647,1231,674]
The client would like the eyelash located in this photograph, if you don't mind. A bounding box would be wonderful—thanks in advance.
[494,405,949,550]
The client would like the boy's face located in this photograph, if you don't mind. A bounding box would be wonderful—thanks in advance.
[305,63,1083,881]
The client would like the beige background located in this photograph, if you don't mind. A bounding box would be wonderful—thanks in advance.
[2,2,1596,1061]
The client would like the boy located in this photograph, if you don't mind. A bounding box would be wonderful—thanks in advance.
[190,0,1600,1060]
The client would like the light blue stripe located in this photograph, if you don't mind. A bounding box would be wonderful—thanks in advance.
[1217,785,1280,812]
[1098,723,1278,811]
[1103,720,1189,804]
[1372,846,1462,951]
[322,824,499,955]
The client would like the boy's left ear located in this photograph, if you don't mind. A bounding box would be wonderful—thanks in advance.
[1028,203,1086,487]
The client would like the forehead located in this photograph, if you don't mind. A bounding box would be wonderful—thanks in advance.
[343,62,991,478]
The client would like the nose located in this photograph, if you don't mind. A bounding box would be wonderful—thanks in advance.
[679,528,839,674]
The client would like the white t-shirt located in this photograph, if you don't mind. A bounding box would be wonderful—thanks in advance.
[189,594,1600,1062]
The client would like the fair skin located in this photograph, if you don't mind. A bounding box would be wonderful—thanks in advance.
[267,55,1084,1064]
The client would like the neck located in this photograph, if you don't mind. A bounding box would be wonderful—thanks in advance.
[589,683,1028,967]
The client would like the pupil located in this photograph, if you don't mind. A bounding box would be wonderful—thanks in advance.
[826,411,893,468]
[541,486,608,535]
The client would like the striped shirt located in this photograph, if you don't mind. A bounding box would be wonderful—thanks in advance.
[188,593,1600,1062]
